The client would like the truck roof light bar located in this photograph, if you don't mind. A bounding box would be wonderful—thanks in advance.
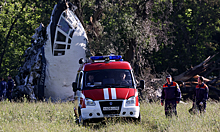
[90,55,122,61]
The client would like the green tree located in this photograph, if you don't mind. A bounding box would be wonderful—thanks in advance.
[0,0,56,78]
[151,0,220,75]
[77,0,174,77]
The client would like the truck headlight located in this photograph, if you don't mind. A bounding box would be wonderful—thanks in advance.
[126,96,135,106]
[85,98,96,106]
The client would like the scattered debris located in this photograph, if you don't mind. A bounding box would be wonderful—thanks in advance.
[14,23,46,100]
[13,1,89,101]
[140,54,220,102]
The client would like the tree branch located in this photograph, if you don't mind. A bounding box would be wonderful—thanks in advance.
[0,0,28,72]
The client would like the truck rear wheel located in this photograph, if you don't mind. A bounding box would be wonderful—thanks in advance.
[137,112,141,122]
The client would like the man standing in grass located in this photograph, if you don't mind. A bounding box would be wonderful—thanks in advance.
[6,75,14,102]
[0,77,7,101]
[161,75,181,117]
[193,76,209,113]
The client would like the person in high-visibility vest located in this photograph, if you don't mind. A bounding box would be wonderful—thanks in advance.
[161,75,181,117]
[193,76,209,113]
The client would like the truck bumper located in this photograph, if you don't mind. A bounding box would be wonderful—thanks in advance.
[81,100,140,120]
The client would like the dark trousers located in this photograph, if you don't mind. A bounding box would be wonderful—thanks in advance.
[196,101,206,113]
[0,91,3,101]
[6,91,12,101]
[165,100,177,117]
[0,90,6,101]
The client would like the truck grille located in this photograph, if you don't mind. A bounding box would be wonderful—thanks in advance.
[99,101,122,115]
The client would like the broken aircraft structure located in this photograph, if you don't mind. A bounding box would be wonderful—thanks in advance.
[14,0,89,101]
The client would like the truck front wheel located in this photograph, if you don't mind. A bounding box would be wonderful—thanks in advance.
[78,107,89,126]
[132,112,141,122]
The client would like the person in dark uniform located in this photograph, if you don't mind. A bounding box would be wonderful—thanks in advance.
[0,77,7,101]
[116,72,131,86]
[193,76,209,113]
[87,74,94,85]
[6,75,14,102]
[161,75,181,117]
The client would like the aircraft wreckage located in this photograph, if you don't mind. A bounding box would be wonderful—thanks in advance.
[13,0,220,102]
[14,0,90,101]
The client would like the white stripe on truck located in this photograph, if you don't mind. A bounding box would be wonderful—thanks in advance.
[103,88,109,99]
[111,88,117,99]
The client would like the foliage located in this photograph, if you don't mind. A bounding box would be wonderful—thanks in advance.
[0,0,56,79]
[0,100,219,131]
[0,0,220,80]
[150,0,220,75]
[78,0,174,78]
[75,0,220,77]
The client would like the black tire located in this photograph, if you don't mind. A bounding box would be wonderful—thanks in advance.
[137,112,141,122]
[82,119,89,126]
[78,107,89,126]
[78,107,83,125]
[131,112,141,123]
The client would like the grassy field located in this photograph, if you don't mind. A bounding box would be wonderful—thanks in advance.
[0,99,219,132]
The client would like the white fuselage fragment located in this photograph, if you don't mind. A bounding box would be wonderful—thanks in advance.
[44,8,87,100]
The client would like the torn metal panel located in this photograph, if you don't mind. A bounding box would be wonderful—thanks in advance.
[14,23,46,100]
[14,1,89,101]
[43,1,88,101]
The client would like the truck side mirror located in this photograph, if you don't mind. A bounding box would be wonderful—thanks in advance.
[139,80,145,90]
[72,82,78,92]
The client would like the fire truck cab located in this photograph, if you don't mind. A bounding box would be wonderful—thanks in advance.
[72,55,144,124]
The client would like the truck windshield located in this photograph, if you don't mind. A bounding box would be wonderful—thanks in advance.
[83,69,134,89]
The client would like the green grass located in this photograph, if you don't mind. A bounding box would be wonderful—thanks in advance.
[0,100,219,132]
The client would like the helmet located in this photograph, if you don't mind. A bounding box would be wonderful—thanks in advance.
[166,75,172,78]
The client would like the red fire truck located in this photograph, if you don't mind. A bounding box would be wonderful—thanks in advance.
[72,55,144,124]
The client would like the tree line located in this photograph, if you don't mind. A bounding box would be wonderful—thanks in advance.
[0,0,220,80]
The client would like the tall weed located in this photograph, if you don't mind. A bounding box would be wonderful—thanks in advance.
[0,100,219,131]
